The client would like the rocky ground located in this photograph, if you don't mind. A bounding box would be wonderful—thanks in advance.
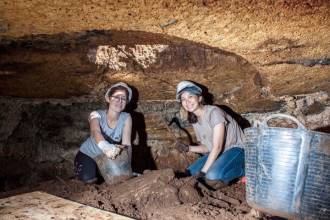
[0,169,273,220]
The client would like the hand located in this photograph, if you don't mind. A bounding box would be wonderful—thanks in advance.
[196,171,206,179]
[196,171,206,182]
[104,147,121,159]
[175,141,189,153]
[98,140,121,159]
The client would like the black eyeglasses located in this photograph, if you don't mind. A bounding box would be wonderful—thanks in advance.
[110,96,128,103]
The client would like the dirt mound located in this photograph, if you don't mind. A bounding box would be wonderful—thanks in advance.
[0,169,264,219]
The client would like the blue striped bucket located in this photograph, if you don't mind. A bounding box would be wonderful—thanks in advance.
[243,114,330,219]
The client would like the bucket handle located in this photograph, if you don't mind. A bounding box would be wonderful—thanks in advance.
[261,113,306,130]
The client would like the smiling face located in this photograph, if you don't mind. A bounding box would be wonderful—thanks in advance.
[180,91,202,113]
[107,89,128,113]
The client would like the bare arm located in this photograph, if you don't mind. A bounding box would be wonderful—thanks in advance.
[90,118,105,144]
[121,115,132,146]
[189,144,209,154]
[188,127,209,154]
[120,115,133,161]
[89,112,120,159]
[201,123,225,173]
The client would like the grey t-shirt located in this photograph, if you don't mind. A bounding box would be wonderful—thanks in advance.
[80,110,130,158]
[192,105,244,152]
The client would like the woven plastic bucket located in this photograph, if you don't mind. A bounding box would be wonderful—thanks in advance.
[244,114,330,219]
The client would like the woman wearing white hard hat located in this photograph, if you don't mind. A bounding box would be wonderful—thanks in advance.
[74,82,133,183]
[176,80,245,190]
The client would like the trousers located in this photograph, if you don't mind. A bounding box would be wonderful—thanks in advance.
[74,151,103,183]
[187,147,245,184]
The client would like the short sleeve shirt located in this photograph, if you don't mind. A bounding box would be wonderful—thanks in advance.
[192,105,244,152]
[80,110,130,158]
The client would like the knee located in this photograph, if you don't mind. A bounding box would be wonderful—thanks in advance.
[75,164,97,183]
[205,172,217,180]
[79,175,97,183]
[187,167,199,176]
[205,168,225,180]
[76,169,97,183]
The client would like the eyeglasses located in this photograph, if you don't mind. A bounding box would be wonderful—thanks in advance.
[110,96,128,103]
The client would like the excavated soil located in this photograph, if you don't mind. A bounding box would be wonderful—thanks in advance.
[0,169,270,220]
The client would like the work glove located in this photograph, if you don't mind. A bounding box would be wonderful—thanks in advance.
[98,140,121,159]
[175,141,189,153]
[196,171,206,180]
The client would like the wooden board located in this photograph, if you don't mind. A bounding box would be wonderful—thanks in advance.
[0,191,134,220]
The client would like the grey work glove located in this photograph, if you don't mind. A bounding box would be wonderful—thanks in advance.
[175,141,189,153]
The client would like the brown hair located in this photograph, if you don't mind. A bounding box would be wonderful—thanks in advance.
[188,112,198,124]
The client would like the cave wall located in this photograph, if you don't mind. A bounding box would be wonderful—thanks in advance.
[0,97,198,190]
[0,0,329,189]
[0,30,280,113]
[0,92,328,190]
[0,0,329,99]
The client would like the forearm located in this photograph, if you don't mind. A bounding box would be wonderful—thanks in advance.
[89,117,105,144]
[189,145,209,154]
[121,115,132,161]
[89,118,119,158]
[201,123,225,173]
[121,137,131,148]
[91,129,105,143]
[201,147,221,173]
[121,115,132,146]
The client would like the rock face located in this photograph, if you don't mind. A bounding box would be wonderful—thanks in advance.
[0,93,329,190]
[0,97,199,190]
[0,0,329,190]
[0,0,329,109]
[0,30,276,113]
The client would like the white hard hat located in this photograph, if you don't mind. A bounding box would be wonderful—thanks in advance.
[105,82,132,102]
[176,80,202,101]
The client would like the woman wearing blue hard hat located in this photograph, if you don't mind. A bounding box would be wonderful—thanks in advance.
[74,82,133,183]
[176,80,245,190]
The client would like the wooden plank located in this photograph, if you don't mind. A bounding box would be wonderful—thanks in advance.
[0,191,134,220]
